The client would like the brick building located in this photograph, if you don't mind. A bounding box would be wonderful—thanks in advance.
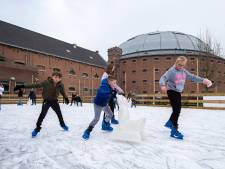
[0,20,106,96]
[108,31,225,94]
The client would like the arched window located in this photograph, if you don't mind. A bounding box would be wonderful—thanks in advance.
[69,69,76,75]
[69,87,75,91]
[93,73,99,78]
[82,73,88,78]
[37,65,45,71]
[53,68,60,72]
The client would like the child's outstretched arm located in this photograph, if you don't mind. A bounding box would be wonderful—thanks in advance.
[184,69,212,87]
[14,81,45,91]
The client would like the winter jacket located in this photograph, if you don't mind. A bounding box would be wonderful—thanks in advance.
[25,78,67,101]
[94,78,112,107]
[159,65,204,93]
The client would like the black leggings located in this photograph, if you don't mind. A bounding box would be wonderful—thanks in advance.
[35,100,66,131]
[104,98,115,119]
[167,90,181,129]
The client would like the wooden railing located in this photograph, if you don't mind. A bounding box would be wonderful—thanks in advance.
[134,93,225,110]
[0,94,94,104]
[1,93,225,110]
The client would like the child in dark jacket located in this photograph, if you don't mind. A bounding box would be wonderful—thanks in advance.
[14,72,70,138]
[82,75,117,140]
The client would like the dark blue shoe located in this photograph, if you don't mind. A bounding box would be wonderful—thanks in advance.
[164,120,173,129]
[170,127,184,140]
[61,125,69,131]
[102,120,113,132]
[111,117,119,124]
[31,129,39,138]
[82,129,90,140]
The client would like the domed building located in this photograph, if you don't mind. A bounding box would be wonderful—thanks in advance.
[108,31,225,94]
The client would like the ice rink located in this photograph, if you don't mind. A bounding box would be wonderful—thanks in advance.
[0,103,225,169]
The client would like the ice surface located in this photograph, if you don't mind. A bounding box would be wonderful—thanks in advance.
[0,103,225,169]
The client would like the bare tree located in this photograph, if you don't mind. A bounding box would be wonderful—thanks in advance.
[197,29,224,92]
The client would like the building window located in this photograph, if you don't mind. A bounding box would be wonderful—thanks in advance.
[210,60,214,63]
[93,73,99,78]
[191,68,195,72]
[217,61,221,64]
[166,57,171,60]
[155,80,159,83]
[132,81,136,83]
[69,87,75,92]
[1,80,9,93]
[143,80,148,82]
[132,70,136,73]
[69,69,76,75]
[16,82,25,88]
[190,58,195,60]
[82,73,88,78]
[110,61,114,64]
[37,65,45,71]
[132,59,136,62]
[143,91,147,94]
[83,88,88,92]
[53,68,60,72]
[155,68,159,72]
[142,69,147,72]
[0,56,5,62]
[154,58,159,60]
[14,61,25,65]
[143,58,147,61]
[123,61,126,64]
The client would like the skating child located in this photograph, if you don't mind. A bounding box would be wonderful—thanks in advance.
[159,56,212,139]
[14,72,70,138]
[0,83,4,110]
[102,63,124,124]
[82,75,118,140]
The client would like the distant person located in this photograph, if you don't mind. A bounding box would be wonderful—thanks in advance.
[70,93,77,106]
[74,95,82,106]
[0,83,4,110]
[159,56,212,140]
[28,89,36,105]
[17,88,24,105]
[14,72,70,138]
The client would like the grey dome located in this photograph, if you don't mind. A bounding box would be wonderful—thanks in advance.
[119,31,211,58]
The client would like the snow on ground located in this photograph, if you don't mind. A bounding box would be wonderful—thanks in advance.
[0,103,225,169]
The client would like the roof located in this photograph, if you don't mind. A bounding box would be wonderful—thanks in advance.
[119,31,217,59]
[0,20,107,68]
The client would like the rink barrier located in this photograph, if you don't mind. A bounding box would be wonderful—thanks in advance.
[0,94,93,104]
[134,93,225,110]
[2,93,225,110]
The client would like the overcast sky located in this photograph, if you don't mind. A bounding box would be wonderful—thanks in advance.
[0,0,224,60]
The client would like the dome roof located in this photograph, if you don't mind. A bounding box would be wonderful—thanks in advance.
[119,31,211,59]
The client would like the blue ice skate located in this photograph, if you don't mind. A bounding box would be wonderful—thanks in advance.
[164,120,173,129]
[111,117,119,124]
[102,120,113,132]
[170,126,184,140]
[82,129,90,140]
[61,125,69,131]
[31,129,39,138]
